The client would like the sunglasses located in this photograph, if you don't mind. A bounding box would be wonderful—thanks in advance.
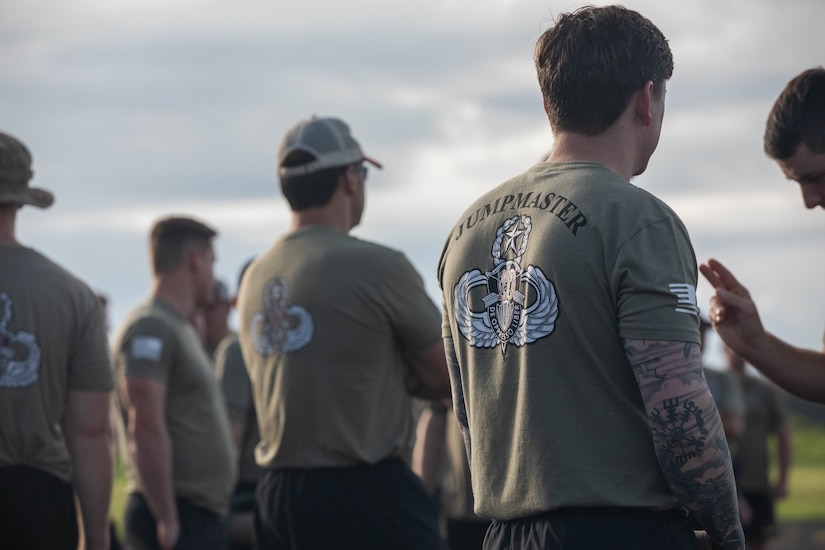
[352,164,368,179]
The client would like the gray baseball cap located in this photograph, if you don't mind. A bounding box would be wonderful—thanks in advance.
[277,116,382,178]
[0,131,54,209]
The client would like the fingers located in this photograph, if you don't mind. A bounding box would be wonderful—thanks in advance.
[708,295,727,324]
[699,263,722,289]
[709,285,761,328]
[718,287,757,313]
[704,258,745,292]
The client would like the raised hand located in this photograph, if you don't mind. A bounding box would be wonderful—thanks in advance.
[699,258,766,356]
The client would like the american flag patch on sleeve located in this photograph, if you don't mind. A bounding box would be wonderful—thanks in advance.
[131,336,163,361]
[668,283,700,315]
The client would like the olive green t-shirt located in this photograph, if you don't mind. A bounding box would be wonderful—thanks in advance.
[441,406,486,522]
[735,375,786,493]
[704,366,745,457]
[113,298,237,516]
[214,333,261,485]
[438,162,699,520]
[0,245,113,483]
[237,225,442,469]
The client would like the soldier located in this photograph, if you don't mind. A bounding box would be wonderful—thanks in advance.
[438,6,744,549]
[113,216,236,550]
[237,116,450,548]
[702,67,825,404]
[0,131,113,550]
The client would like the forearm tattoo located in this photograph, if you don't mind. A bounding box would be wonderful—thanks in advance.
[625,339,745,550]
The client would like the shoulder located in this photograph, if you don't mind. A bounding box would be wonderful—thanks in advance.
[21,248,99,296]
[117,302,181,344]
[341,234,413,272]
[343,233,403,257]
[113,303,188,369]
[15,249,104,319]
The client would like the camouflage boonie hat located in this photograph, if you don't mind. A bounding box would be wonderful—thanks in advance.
[0,131,54,208]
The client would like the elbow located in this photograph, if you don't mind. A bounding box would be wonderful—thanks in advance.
[406,376,451,400]
[427,376,452,400]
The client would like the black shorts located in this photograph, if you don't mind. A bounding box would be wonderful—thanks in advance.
[124,491,228,550]
[446,517,492,550]
[230,480,258,514]
[741,490,777,543]
[255,458,443,549]
[484,507,697,550]
[0,465,78,550]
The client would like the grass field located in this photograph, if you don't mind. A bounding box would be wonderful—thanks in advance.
[111,460,128,540]
[774,416,825,520]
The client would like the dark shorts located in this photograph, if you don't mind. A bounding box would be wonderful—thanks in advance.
[124,491,228,550]
[0,465,78,550]
[230,480,258,514]
[255,458,443,549]
[446,517,492,550]
[484,507,697,550]
[741,490,777,543]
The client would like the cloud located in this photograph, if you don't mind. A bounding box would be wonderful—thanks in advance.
[3,0,824,348]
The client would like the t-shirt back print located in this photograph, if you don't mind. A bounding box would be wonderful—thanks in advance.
[251,277,314,356]
[453,214,559,355]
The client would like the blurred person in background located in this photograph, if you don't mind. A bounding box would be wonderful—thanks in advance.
[214,259,260,550]
[113,216,236,550]
[204,279,232,359]
[414,399,492,549]
[725,347,792,550]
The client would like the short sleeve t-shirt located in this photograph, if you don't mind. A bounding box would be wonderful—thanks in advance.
[237,226,442,469]
[438,162,699,519]
[704,368,745,418]
[113,298,237,516]
[214,333,261,485]
[0,245,113,483]
[736,375,787,493]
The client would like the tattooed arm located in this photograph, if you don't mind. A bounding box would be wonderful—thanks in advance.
[625,338,745,550]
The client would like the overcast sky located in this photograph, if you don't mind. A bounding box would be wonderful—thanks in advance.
[2,0,824,367]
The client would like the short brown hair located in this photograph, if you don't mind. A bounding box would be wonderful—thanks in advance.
[279,149,347,211]
[150,216,217,274]
[535,5,673,135]
[764,67,825,159]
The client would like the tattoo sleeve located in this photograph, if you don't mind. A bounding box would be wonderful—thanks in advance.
[624,338,745,550]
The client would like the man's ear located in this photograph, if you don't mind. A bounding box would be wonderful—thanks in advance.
[184,246,202,274]
[341,167,358,195]
[634,81,654,127]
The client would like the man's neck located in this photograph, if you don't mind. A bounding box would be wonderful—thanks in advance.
[546,130,637,182]
[152,276,198,318]
[0,208,20,245]
[291,206,351,233]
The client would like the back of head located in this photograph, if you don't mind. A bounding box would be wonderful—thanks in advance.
[279,151,347,211]
[237,256,255,292]
[204,278,231,345]
[150,216,217,275]
[276,116,381,211]
[212,279,230,305]
[764,67,825,159]
[535,5,673,135]
[0,131,54,209]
